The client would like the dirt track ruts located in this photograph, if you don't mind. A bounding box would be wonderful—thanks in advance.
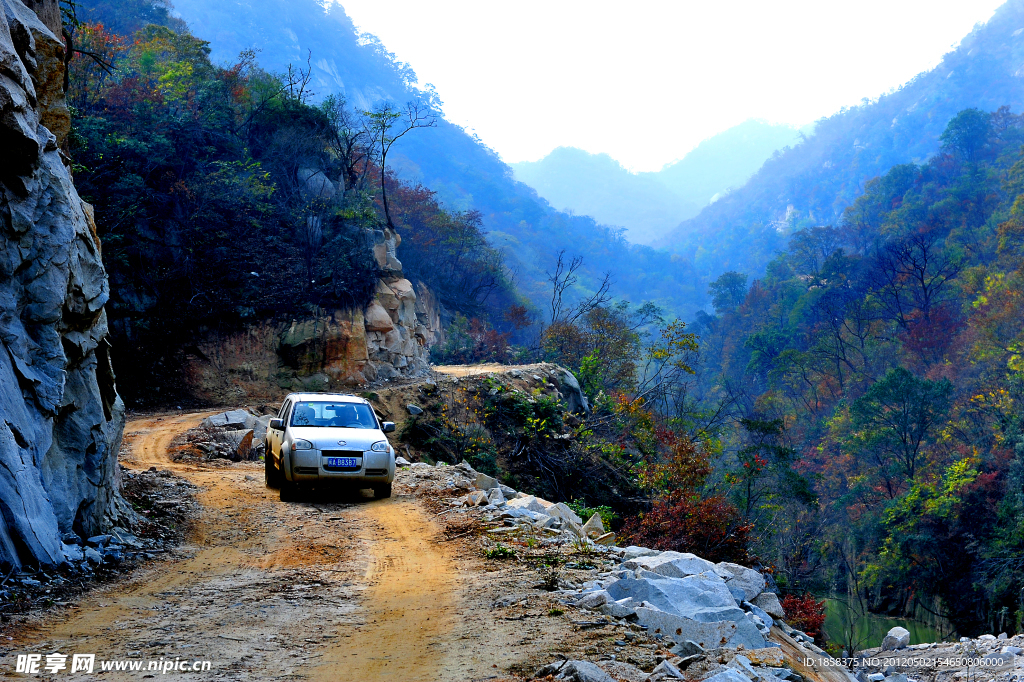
[7,411,466,681]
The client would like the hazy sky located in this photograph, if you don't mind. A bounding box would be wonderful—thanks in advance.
[337,0,1005,172]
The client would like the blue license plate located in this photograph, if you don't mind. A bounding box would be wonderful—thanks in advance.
[326,457,358,468]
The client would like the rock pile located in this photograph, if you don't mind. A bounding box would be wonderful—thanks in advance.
[397,458,810,682]
[402,460,615,546]
[0,467,193,609]
[850,627,1024,682]
[175,408,276,461]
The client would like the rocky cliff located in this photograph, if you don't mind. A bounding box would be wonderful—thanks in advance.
[181,227,445,404]
[0,0,127,571]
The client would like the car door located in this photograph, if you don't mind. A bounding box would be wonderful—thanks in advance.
[269,399,291,466]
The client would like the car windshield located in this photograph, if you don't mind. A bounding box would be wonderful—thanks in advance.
[290,401,378,429]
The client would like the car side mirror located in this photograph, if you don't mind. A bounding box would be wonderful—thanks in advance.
[382,421,396,433]
[269,418,284,430]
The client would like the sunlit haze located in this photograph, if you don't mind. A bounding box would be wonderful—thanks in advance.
[336,0,1004,171]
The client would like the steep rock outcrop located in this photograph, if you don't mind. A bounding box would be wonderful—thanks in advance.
[0,0,126,570]
[180,254,445,403]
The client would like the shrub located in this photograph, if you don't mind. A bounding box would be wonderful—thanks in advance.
[619,492,753,564]
[780,593,827,641]
[484,543,516,560]
[567,499,618,529]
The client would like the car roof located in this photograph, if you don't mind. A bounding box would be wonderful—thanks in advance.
[285,393,369,403]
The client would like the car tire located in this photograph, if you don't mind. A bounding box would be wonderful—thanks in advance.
[264,449,280,489]
[280,478,301,502]
[373,482,392,499]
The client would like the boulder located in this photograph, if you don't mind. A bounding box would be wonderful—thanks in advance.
[704,669,760,682]
[406,404,423,415]
[556,367,590,414]
[546,502,582,526]
[363,302,394,332]
[486,487,505,506]
[714,563,766,601]
[727,654,758,679]
[624,551,718,578]
[622,546,660,561]
[743,601,774,628]
[582,512,605,538]
[605,573,748,623]
[506,495,552,513]
[252,414,274,440]
[881,626,910,651]
[395,456,411,466]
[202,409,256,430]
[594,531,616,546]
[473,472,499,490]
[578,590,610,609]
[752,592,785,619]
[670,639,706,658]
[652,660,685,679]
[599,598,638,619]
[465,490,488,506]
[635,607,767,650]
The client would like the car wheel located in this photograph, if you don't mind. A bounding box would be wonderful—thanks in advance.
[264,450,280,489]
[280,478,301,502]
[373,482,392,499]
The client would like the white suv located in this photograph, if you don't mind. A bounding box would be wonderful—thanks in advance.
[264,393,397,501]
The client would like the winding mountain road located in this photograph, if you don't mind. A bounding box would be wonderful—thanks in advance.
[7,411,484,681]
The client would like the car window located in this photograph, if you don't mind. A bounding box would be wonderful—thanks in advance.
[290,402,378,429]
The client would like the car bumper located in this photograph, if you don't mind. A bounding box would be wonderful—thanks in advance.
[287,449,394,483]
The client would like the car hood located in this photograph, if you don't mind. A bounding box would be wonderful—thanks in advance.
[289,427,385,451]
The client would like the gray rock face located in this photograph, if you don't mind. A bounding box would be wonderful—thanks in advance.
[752,592,786,618]
[0,0,127,571]
[556,367,590,414]
[202,409,256,430]
[635,606,767,650]
[714,562,767,601]
[623,551,717,578]
[606,573,747,623]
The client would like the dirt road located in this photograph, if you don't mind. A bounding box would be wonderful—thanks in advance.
[6,412,520,681]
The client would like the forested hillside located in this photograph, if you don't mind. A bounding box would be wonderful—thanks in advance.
[65,15,515,401]
[513,120,802,244]
[661,0,1024,286]
[79,0,703,316]
[691,106,1024,640]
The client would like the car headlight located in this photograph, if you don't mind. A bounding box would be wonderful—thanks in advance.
[291,439,313,451]
[370,441,389,452]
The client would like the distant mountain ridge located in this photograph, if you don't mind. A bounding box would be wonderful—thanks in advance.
[660,0,1024,280]
[512,120,802,244]
[154,0,702,315]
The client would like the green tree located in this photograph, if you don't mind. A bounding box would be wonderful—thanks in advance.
[940,108,991,163]
[850,367,953,498]
[708,271,748,313]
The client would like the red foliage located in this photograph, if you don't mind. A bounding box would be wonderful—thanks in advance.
[780,593,826,641]
[619,492,753,565]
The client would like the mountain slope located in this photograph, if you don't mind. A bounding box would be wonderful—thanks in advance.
[659,0,1024,280]
[157,0,701,315]
[512,121,801,244]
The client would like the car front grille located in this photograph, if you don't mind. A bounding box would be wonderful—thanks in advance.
[364,468,387,476]
[295,467,319,475]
